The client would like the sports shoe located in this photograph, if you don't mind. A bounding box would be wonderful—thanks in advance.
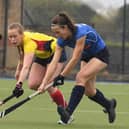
[57,106,71,124]
[57,115,74,125]
[103,99,117,123]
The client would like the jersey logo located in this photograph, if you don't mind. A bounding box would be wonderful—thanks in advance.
[31,39,54,51]
[84,44,91,49]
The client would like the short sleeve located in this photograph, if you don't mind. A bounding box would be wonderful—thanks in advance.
[24,38,37,53]
[86,31,97,43]
[76,32,86,40]
[57,38,65,48]
[76,25,87,39]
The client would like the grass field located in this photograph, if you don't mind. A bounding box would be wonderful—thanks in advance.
[0,79,129,129]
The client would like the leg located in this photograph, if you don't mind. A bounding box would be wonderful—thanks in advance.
[28,62,46,90]
[85,76,117,123]
[80,60,116,123]
[58,58,116,123]
[29,62,67,107]
[77,59,116,123]
[47,62,67,107]
[64,58,107,114]
[57,61,86,124]
[66,58,107,114]
[85,76,112,109]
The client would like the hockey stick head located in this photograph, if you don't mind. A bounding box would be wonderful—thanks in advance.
[0,101,3,106]
[0,94,15,106]
[0,111,5,118]
[0,83,53,118]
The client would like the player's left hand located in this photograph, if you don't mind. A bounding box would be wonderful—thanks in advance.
[53,75,65,87]
[13,82,24,98]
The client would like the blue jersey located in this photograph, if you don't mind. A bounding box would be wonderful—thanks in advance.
[57,23,106,57]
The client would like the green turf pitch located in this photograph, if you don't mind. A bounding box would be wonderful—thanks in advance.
[0,79,129,129]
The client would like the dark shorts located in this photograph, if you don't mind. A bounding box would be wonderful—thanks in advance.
[34,49,67,67]
[81,47,110,64]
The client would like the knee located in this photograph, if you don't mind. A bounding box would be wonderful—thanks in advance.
[28,81,39,90]
[47,87,57,94]
[76,71,89,84]
[85,88,96,97]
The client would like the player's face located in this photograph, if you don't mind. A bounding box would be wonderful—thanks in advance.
[51,25,72,40]
[8,29,23,46]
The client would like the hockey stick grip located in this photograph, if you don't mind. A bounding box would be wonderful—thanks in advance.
[2,94,15,104]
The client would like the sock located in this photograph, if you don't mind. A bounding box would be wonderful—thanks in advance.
[50,89,67,108]
[88,89,110,109]
[67,85,85,115]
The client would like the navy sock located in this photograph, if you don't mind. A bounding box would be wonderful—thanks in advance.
[67,85,85,115]
[88,89,110,109]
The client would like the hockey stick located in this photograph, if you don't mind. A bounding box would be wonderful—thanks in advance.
[0,94,15,106]
[0,82,53,118]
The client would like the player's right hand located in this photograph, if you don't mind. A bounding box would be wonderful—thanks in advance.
[38,85,46,93]
[53,75,64,87]
[12,82,24,98]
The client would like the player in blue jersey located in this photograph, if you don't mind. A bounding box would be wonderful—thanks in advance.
[38,12,117,124]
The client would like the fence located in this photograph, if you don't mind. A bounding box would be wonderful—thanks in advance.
[0,0,129,81]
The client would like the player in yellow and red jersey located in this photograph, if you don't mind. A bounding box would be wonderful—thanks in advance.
[8,23,67,119]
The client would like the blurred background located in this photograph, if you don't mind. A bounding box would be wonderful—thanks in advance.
[0,0,129,82]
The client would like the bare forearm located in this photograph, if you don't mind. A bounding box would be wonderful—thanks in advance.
[42,45,63,85]
[17,67,30,84]
[43,61,58,84]
[61,58,78,77]
[16,62,23,73]
[62,36,85,76]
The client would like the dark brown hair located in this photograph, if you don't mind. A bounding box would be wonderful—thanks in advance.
[51,12,76,33]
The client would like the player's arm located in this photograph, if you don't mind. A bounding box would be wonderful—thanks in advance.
[17,39,36,84]
[61,36,86,76]
[15,57,23,80]
[38,45,63,91]
[12,39,37,98]
[16,60,23,72]
[12,52,35,98]
[17,52,34,84]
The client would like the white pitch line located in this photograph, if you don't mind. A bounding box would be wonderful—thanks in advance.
[19,107,129,115]
[77,110,129,115]
[0,87,30,91]
[0,88,128,95]
[1,78,129,85]
[97,81,129,85]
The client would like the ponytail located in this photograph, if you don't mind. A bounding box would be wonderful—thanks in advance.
[51,12,76,33]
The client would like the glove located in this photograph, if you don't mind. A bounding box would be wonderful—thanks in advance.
[53,75,65,87]
[13,82,24,98]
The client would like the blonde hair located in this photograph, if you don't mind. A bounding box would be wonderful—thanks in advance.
[8,23,24,59]
[8,23,24,34]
